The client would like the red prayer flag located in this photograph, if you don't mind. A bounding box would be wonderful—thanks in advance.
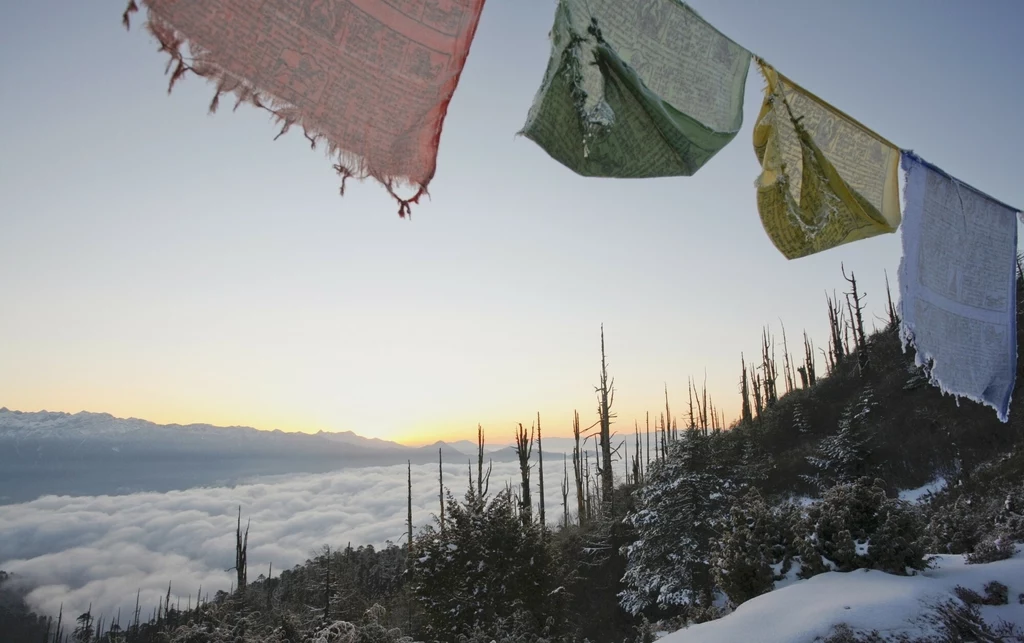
[122,0,486,216]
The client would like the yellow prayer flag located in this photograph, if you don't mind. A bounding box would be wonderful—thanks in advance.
[753,61,901,260]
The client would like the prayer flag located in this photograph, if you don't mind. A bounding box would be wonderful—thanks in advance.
[520,0,751,178]
[753,61,901,259]
[899,151,1019,422]
[122,0,486,217]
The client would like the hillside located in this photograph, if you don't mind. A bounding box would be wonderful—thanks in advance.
[3,268,1023,643]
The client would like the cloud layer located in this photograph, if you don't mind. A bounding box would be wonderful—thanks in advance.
[0,457,581,622]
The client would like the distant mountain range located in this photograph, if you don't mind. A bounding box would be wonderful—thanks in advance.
[0,408,553,505]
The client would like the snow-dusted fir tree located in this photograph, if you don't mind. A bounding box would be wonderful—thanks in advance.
[411,485,560,641]
[620,427,735,615]
[803,388,876,490]
[792,402,811,435]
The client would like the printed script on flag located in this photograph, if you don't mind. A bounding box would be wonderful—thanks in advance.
[753,61,901,259]
[520,0,751,178]
[124,0,486,216]
[899,152,1019,422]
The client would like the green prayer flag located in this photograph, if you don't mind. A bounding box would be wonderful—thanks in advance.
[520,0,751,178]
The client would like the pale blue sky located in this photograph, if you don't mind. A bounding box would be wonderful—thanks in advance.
[1,1,1021,443]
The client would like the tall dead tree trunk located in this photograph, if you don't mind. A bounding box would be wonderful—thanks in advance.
[752,371,764,418]
[596,325,615,509]
[561,454,569,527]
[630,422,641,484]
[536,412,545,527]
[803,331,816,387]
[476,424,491,500]
[438,448,445,535]
[780,320,795,394]
[827,291,845,371]
[583,449,592,521]
[407,461,413,552]
[514,422,534,526]
[882,270,900,331]
[740,353,753,425]
[701,376,709,434]
[234,507,249,594]
[645,412,651,469]
[761,328,778,407]
[843,263,869,375]
[572,410,585,525]
[663,384,672,442]
[322,546,331,619]
[687,383,696,430]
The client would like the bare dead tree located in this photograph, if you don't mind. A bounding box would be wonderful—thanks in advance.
[740,353,753,424]
[407,461,413,552]
[689,375,710,434]
[438,448,445,535]
[780,320,795,394]
[687,382,696,430]
[827,291,846,371]
[633,420,642,484]
[623,438,629,484]
[761,327,778,407]
[593,325,614,511]
[884,270,900,330]
[561,454,570,527]
[595,325,615,508]
[133,590,140,634]
[659,412,667,454]
[843,263,869,375]
[663,384,673,442]
[645,411,651,469]
[583,449,592,522]
[572,410,585,525]
[802,331,817,387]
[514,422,535,526]
[229,506,249,594]
[653,411,659,463]
[322,545,331,619]
[701,374,709,434]
[57,603,67,643]
[536,412,545,527]
[752,370,764,418]
[476,424,492,500]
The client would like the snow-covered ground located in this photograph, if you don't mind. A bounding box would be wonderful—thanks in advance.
[663,546,1024,643]
[899,478,949,503]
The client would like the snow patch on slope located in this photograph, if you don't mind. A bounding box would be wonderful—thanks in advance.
[662,546,1024,643]
[899,478,948,503]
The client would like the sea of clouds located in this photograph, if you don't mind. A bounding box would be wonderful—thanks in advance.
[0,458,582,623]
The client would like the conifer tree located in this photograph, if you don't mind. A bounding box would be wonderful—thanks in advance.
[804,389,877,489]
[621,427,733,615]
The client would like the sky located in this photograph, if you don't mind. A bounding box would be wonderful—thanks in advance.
[1,0,1022,445]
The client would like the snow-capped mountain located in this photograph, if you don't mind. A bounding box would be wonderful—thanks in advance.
[0,408,510,505]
